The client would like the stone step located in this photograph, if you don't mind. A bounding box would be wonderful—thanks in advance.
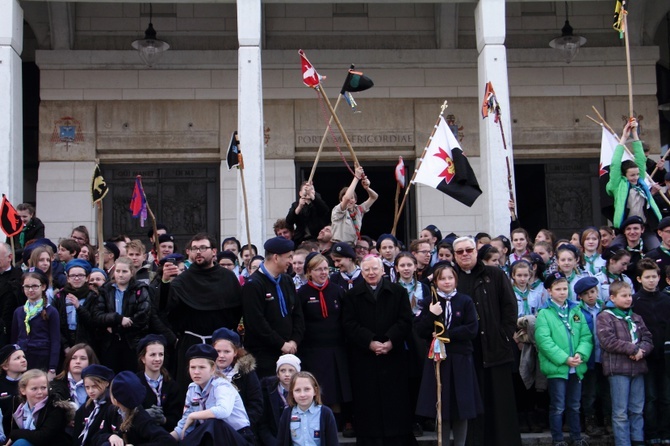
[337,432,616,445]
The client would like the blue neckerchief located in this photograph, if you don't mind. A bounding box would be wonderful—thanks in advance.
[145,373,163,407]
[259,263,288,317]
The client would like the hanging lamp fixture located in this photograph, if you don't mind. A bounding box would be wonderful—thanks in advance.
[549,1,587,63]
[131,4,170,67]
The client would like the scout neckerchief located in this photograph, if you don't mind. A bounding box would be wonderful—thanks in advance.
[382,258,396,282]
[307,280,329,318]
[659,244,670,258]
[197,377,214,411]
[340,267,361,290]
[80,395,107,443]
[626,239,644,257]
[604,266,623,284]
[583,253,600,275]
[400,279,418,309]
[145,373,163,407]
[564,270,577,301]
[549,300,575,357]
[259,263,288,317]
[23,299,44,334]
[348,205,362,241]
[510,251,529,264]
[604,307,639,344]
[68,372,85,407]
[436,289,457,329]
[514,285,531,316]
[530,278,543,291]
[630,183,650,208]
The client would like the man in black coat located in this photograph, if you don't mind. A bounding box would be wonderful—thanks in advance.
[0,243,22,344]
[453,236,522,446]
[285,182,331,245]
[167,233,243,389]
[243,237,304,378]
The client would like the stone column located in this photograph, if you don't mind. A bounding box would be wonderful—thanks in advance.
[235,0,266,246]
[0,0,23,203]
[475,0,515,236]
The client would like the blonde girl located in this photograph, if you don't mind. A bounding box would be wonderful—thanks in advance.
[580,228,606,275]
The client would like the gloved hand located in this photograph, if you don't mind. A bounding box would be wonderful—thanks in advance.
[145,405,166,425]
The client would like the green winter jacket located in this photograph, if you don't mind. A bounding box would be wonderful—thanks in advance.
[605,140,662,228]
[535,300,593,380]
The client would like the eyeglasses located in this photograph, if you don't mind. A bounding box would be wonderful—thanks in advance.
[355,245,369,251]
[191,246,213,253]
[311,267,329,273]
[416,250,431,255]
[22,285,41,290]
[455,248,475,256]
[68,274,87,279]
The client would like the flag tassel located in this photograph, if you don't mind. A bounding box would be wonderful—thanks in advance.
[588,107,670,208]
[392,101,450,235]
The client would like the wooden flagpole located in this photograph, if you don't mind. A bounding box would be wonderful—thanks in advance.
[391,183,401,237]
[97,201,104,269]
[588,107,670,207]
[308,95,343,183]
[649,148,670,179]
[392,101,449,235]
[238,152,253,250]
[136,176,160,260]
[315,85,360,168]
[10,238,15,267]
[623,12,634,119]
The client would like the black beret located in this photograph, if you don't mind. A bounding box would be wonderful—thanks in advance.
[602,244,626,261]
[264,237,294,255]
[557,243,580,258]
[81,364,115,382]
[496,235,512,253]
[158,234,175,244]
[103,242,120,260]
[574,277,600,296]
[331,242,356,259]
[423,225,442,241]
[0,344,22,365]
[304,252,320,268]
[22,238,58,265]
[136,334,167,354]
[376,234,398,248]
[185,344,218,362]
[111,371,146,408]
[217,251,238,264]
[544,271,567,290]
[658,217,670,232]
[621,215,644,230]
[211,327,241,347]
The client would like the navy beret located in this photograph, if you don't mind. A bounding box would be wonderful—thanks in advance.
[658,217,670,232]
[90,268,108,280]
[621,215,644,230]
[0,344,22,365]
[211,327,241,347]
[81,364,115,382]
[65,259,92,275]
[574,276,600,296]
[185,344,219,362]
[376,234,398,248]
[602,244,626,261]
[557,243,580,258]
[264,236,294,255]
[331,242,356,259]
[111,371,146,409]
[159,253,185,266]
[544,271,567,290]
[158,234,175,245]
[103,242,120,260]
[423,225,442,242]
[304,252,320,269]
[496,235,512,253]
[136,334,167,354]
[22,238,58,264]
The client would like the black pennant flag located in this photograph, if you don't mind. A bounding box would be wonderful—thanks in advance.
[0,195,23,238]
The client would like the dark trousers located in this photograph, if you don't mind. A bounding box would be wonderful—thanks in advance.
[101,335,136,373]
[581,363,611,419]
[644,362,670,440]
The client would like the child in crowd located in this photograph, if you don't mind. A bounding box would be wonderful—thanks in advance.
[50,344,98,411]
[599,226,616,249]
[581,228,605,276]
[533,241,555,276]
[0,345,27,436]
[414,263,481,446]
[72,364,115,446]
[11,272,60,377]
[329,242,362,291]
[510,228,532,264]
[597,281,654,446]
[291,249,308,290]
[554,244,589,302]
[511,260,542,317]
[535,229,556,248]
[436,242,454,264]
[478,244,501,267]
[14,203,45,250]
[27,246,57,303]
[97,370,177,446]
[631,259,670,443]
[536,272,593,446]
[276,371,339,446]
[136,334,182,432]
[331,166,378,245]
[258,355,301,446]
[490,236,510,273]
[595,246,634,303]
[87,268,107,291]
[394,252,429,317]
[94,257,151,372]
[211,327,263,432]
[377,234,400,281]
[575,277,608,437]
[171,344,254,445]
[8,369,72,446]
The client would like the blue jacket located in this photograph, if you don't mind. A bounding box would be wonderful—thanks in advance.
[276,405,338,446]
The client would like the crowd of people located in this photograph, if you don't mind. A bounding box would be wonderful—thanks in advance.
[0,117,668,446]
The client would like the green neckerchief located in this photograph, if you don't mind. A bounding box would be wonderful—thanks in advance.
[583,253,600,275]
[23,299,44,334]
[659,245,670,258]
[565,270,577,301]
[630,183,650,208]
[626,239,644,257]
[18,225,28,248]
[604,268,622,284]
[514,286,531,315]
[548,299,574,354]
[530,278,543,291]
[604,307,638,344]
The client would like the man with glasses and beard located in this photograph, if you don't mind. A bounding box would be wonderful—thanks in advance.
[167,233,243,389]
[452,236,521,446]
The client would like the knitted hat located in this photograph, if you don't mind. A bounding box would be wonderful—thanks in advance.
[276,354,301,372]
[65,259,92,275]
[111,371,146,409]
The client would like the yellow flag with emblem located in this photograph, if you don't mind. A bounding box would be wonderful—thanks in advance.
[613,0,627,33]
[91,164,109,204]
